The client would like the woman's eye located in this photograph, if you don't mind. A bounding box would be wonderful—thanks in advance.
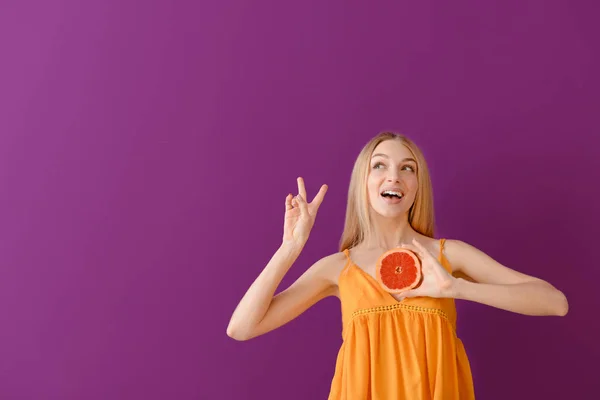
[372,163,415,172]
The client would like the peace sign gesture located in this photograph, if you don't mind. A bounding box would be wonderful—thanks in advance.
[282,177,328,246]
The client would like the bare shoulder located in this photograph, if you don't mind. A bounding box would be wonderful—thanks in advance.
[413,235,448,257]
[443,238,484,268]
[308,250,348,286]
[294,250,347,301]
[411,236,464,274]
[441,238,466,257]
[441,238,541,284]
[441,238,467,266]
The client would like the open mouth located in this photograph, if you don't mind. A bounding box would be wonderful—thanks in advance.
[380,190,404,200]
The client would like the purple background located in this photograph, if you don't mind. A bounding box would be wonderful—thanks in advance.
[1,1,598,399]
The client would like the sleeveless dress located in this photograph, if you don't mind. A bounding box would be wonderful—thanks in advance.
[327,239,475,399]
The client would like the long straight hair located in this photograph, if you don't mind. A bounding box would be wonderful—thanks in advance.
[339,132,435,251]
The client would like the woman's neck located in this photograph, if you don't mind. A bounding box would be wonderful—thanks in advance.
[361,213,417,251]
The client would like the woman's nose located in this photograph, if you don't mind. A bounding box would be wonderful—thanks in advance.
[386,172,400,182]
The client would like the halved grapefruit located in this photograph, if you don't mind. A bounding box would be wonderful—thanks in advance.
[375,248,422,293]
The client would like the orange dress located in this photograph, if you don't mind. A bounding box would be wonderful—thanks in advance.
[328,239,475,399]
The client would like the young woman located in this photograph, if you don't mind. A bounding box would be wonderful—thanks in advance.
[226,132,568,399]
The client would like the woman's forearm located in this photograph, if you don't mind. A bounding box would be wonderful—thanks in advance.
[454,279,569,316]
[226,242,303,340]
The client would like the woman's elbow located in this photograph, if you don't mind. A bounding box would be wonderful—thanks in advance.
[226,323,254,341]
[227,325,245,341]
[554,290,569,317]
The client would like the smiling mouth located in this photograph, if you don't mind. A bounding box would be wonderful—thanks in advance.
[380,190,404,200]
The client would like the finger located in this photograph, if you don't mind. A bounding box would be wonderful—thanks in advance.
[412,238,434,257]
[397,242,424,258]
[396,240,411,248]
[285,193,293,211]
[296,194,309,216]
[297,177,307,200]
[402,287,423,298]
[411,238,427,251]
[311,184,328,207]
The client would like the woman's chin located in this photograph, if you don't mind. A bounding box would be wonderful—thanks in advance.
[371,208,408,219]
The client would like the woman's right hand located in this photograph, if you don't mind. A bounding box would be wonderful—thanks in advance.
[282,177,328,247]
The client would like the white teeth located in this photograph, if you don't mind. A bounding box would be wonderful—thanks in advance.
[382,190,403,198]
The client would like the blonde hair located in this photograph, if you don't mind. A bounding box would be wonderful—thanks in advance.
[339,132,435,251]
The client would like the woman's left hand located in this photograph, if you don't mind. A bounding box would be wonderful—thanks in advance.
[399,238,458,299]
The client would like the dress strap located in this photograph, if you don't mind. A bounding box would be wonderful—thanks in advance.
[439,238,446,259]
[339,248,352,278]
[342,248,352,266]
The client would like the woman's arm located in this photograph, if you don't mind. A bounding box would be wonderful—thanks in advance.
[446,239,569,316]
[227,177,333,340]
[226,243,339,341]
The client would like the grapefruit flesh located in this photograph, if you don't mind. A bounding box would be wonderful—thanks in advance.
[376,248,422,293]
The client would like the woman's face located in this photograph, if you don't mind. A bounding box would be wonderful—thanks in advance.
[367,140,419,218]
